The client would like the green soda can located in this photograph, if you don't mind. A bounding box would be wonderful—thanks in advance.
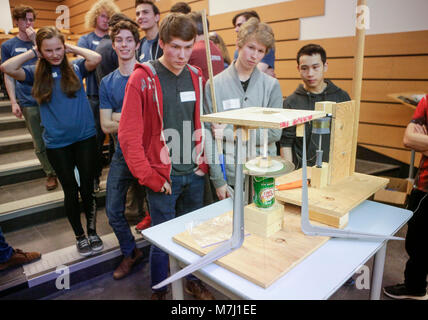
[253,176,275,208]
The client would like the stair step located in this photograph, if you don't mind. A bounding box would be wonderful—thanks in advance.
[0,128,33,153]
[0,179,107,224]
[0,228,150,297]
[0,114,25,131]
[0,151,44,186]
[0,101,11,113]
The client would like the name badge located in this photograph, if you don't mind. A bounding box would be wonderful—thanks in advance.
[92,40,100,46]
[15,47,27,53]
[52,72,58,78]
[180,91,196,102]
[139,53,145,61]
[211,55,221,61]
[222,98,240,110]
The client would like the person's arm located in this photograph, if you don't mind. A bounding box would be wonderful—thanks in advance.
[4,74,22,118]
[0,48,34,82]
[112,112,121,122]
[65,43,101,72]
[403,122,428,152]
[100,109,119,134]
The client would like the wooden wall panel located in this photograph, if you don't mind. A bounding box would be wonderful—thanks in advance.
[279,80,428,103]
[358,124,406,149]
[209,0,324,31]
[359,103,414,127]
[9,0,58,11]
[360,144,421,168]
[216,19,299,46]
[276,56,428,80]
[276,30,428,60]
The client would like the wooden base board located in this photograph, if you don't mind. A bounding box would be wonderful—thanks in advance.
[274,168,389,228]
[173,209,329,288]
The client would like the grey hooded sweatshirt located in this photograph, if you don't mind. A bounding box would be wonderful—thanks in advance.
[280,80,350,169]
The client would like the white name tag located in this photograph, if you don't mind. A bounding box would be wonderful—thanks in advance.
[92,40,100,46]
[52,72,58,78]
[211,55,221,61]
[180,91,196,102]
[15,47,27,53]
[222,98,240,110]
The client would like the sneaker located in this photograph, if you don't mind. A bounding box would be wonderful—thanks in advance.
[0,249,41,271]
[113,248,143,280]
[135,212,152,232]
[46,175,58,191]
[94,178,100,193]
[151,290,168,300]
[76,237,92,256]
[88,234,104,252]
[383,283,428,300]
[185,280,215,300]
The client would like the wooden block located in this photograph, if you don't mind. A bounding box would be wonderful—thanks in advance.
[296,124,305,137]
[315,101,336,114]
[282,202,349,229]
[245,219,283,238]
[244,202,284,237]
[275,167,389,229]
[311,163,329,188]
[234,126,250,141]
[328,101,355,185]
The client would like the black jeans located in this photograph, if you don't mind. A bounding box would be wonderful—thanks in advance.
[46,136,98,237]
[88,95,105,180]
[404,188,428,291]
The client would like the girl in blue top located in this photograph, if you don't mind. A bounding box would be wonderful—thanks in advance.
[1,26,103,257]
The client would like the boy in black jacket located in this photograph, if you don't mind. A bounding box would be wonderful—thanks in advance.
[280,44,350,168]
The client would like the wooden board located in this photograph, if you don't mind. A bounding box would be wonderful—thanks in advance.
[274,168,389,228]
[388,92,426,109]
[200,107,326,129]
[173,209,329,288]
[327,101,355,184]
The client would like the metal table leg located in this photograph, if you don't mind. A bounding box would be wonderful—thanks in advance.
[169,255,184,300]
[370,242,387,300]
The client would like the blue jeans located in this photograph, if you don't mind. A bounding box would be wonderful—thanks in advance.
[0,227,13,263]
[105,145,137,257]
[147,172,205,292]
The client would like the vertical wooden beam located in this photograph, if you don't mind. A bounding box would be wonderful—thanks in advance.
[350,0,367,175]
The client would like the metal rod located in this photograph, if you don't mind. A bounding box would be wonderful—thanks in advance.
[152,128,246,290]
[300,123,404,241]
[262,128,268,158]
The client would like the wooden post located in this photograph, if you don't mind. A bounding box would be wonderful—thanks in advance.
[349,0,367,175]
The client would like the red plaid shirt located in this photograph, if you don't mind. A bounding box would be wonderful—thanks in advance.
[412,95,428,192]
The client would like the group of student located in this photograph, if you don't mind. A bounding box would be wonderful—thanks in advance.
[0,0,426,301]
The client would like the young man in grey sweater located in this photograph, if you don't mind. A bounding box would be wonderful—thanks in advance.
[204,18,283,200]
